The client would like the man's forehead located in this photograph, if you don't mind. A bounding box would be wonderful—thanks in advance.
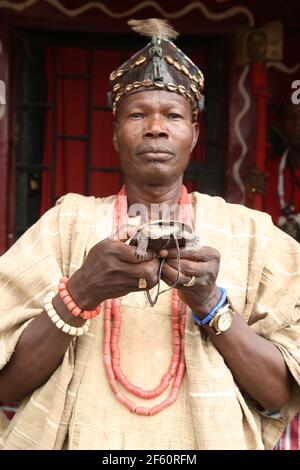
[120,90,191,110]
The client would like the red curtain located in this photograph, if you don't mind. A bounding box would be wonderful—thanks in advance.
[40,46,124,214]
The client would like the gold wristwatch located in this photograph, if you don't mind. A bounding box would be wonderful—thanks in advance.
[208,303,235,335]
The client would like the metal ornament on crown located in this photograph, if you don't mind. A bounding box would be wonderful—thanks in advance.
[107,18,205,122]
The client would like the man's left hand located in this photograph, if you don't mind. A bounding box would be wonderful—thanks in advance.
[160,246,221,318]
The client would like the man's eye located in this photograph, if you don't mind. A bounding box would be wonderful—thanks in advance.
[130,113,143,119]
[168,113,182,119]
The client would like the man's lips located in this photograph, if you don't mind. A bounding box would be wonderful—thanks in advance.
[137,151,173,161]
[136,147,174,161]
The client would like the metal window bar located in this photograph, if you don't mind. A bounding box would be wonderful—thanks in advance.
[16,102,55,108]
[56,135,89,141]
[57,73,89,80]
[16,164,51,170]
[91,105,111,111]
[89,167,123,172]
[50,45,58,206]
[85,48,93,195]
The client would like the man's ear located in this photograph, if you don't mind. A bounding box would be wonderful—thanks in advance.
[113,123,119,152]
[191,122,199,152]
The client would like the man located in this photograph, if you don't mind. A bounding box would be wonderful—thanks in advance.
[0,19,299,450]
[266,102,300,242]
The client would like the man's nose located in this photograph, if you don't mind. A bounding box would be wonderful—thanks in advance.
[143,116,169,138]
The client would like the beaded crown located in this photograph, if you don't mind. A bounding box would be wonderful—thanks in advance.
[107,18,205,121]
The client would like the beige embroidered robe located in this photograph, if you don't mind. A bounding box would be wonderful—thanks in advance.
[0,192,300,449]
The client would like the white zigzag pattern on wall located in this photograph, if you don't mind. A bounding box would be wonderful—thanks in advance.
[0,0,254,24]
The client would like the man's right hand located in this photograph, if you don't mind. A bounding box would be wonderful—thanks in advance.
[67,227,160,310]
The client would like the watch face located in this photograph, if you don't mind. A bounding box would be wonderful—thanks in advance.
[217,310,233,331]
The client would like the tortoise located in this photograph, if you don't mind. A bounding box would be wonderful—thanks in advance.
[127,220,200,306]
[128,220,200,261]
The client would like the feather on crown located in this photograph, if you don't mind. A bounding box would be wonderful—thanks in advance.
[128,18,179,40]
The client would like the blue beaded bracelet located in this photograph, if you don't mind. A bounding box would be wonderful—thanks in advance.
[192,287,228,326]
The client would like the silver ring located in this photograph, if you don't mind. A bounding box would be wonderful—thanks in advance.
[182,275,196,288]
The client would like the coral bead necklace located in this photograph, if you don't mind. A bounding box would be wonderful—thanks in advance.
[103,185,190,415]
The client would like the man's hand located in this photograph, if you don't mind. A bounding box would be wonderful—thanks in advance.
[160,246,221,318]
[67,225,160,309]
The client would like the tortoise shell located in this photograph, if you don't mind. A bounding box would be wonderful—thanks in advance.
[128,220,200,260]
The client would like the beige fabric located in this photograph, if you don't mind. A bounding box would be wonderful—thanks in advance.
[68,296,197,450]
[0,192,300,449]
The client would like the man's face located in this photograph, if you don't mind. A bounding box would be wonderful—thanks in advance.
[284,104,300,149]
[113,90,199,186]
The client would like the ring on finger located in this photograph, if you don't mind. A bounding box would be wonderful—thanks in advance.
[182,275,196,288]
[138,278,147,289]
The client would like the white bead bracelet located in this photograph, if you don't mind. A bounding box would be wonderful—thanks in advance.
[44,292,90,336]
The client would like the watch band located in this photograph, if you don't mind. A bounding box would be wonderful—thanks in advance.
[192,287,227,327]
